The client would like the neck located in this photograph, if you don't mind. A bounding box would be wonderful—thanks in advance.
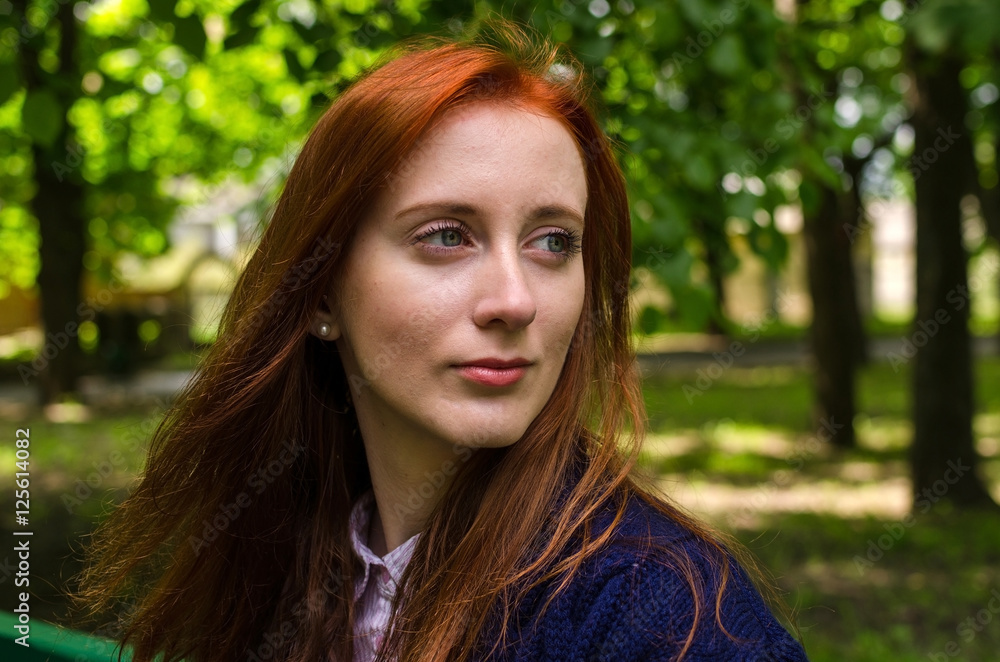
[359,418,471,556]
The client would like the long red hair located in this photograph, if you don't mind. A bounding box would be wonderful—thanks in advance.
[76,19,756,662]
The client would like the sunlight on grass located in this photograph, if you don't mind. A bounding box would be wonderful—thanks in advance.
[642,357,1000,517]
[854,414,911,452]
[0,414,155,500]
[662,474,912,525]
[711,419,800,457]
[713,365,803,387]
[975,413,1000,459]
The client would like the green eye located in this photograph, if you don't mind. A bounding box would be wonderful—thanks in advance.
[440,229,462,246]
[545,234,566,252]
[417,225,467,248]
[530,231,579,256]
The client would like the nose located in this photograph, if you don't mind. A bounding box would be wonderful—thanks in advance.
[472,249,537,330]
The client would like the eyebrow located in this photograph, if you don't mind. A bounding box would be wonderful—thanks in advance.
[393,201,585,225]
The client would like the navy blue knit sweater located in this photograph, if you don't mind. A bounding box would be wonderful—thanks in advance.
[477,489,809,661]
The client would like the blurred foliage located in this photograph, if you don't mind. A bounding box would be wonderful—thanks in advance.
[0,0,998,322]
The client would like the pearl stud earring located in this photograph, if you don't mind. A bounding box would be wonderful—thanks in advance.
[318,323,331,337]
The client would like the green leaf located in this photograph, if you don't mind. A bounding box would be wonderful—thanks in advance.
[671,284,714,329]
[292,20,335,45]
[707,34,746,78]
[230,0,263,32]
[648,247,694,288]
[224,26,259,50]
[146,0,177,23]
[310,91,332,108]
[284,49,306,81]
[910,16,951,54]
[637,305,665,334]
[676,0,709,24]
[21,89,63,147]
[801,147,841,190]
[313,48,342,72]
[747,223,789,268]
[575,36,613,63]
[725,191,758,221]
[0,64,20,106]
[173,14,206,58]
[683,153,716,191]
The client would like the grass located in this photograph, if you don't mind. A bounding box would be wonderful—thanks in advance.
[1,357,999,659]
[640,357,1000,662]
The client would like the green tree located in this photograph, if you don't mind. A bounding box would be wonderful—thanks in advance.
[791,0,909,449]
[2,0,441,402]
[9,0,89,403]
[905,0,1000,509]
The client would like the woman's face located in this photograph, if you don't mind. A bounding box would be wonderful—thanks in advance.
[317,102,587,451]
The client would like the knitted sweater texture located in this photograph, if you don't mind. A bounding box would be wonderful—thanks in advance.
[477,491,809,662]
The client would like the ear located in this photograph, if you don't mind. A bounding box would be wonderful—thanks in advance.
[310,295,342,341]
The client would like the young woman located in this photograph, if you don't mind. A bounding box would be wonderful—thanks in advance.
[77,20,809,662]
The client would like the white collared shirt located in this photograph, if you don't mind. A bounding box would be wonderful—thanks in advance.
[348,490,420,662]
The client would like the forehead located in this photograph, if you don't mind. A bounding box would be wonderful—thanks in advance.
[374,101,588,217]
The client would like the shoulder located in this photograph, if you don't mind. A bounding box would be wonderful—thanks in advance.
[497,492,809,662]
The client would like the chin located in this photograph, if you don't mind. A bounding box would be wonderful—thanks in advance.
[447,423,529,450]
[432,403,541,449]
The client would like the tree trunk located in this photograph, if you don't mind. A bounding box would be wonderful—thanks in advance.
[841,157,870,367]
[33,144,87,403]
[908,48,997,509]
[802,182,859,448]
[794,55,865,447]
[20,1,88,404]
[696,219,728,336]
[789,0,864,448]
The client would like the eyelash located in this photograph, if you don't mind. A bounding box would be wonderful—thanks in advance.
[412,221,583,260]
[412,220,473,247]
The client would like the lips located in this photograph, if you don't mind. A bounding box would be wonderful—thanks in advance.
[454,358,532,387]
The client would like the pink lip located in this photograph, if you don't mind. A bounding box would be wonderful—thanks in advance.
[454,358,532,387]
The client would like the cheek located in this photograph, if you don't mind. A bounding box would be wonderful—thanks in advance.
[341,280,461,381]
[562,267,587,333]
[544,277,587,356]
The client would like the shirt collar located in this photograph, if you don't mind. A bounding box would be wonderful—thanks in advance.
[349,490,421,602]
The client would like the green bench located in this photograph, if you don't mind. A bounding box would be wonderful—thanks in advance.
[0,611,129,662]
